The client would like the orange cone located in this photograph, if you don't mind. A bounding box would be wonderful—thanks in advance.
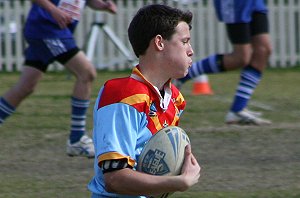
[192,75,214,95]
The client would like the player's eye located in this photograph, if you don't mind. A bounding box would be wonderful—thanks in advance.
[182,39,190,44]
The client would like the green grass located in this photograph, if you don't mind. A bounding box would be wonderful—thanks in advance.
[0,67,300,198]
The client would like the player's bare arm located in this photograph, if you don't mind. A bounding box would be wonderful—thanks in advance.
[103,166,198,196]
[87,0,117,14]
[103,146,200,196]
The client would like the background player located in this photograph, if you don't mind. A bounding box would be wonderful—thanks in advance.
[175,0,272,125]
[88,4,200,197]
[0,0,117,158]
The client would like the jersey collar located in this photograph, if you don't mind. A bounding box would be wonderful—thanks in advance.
[130,66,172,111]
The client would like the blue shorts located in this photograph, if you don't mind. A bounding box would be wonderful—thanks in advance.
[213,0,268,23]
[24,38,80,72]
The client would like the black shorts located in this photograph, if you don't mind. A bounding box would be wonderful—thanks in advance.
[24,38,80,72]
[226,12,269,44]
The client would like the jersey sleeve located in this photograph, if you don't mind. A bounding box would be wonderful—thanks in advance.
[93,90,149,168]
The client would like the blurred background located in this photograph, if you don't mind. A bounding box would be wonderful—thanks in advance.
[1,0,300,72]
[1,1,300,198]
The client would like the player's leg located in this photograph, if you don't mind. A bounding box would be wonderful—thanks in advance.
[174,23,253,90]
[0,67,44,126]
[63,51,96,101]
[175,31,243,84]
[249,12,272,72]
[2,67,43,107]
[176,0,253,85]
[226,12,272,125]
[59,48,96,158]
[0,39,50,126]
[177,54,225,85]
[222,23,253,71]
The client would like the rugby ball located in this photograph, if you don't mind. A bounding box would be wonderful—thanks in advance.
[136,126,190,197]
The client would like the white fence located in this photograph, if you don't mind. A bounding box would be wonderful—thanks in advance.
[0,0,300,72]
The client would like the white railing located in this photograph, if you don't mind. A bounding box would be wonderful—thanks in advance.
[0,0,300,72]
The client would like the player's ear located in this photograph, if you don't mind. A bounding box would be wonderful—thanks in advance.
[154,35,164,50]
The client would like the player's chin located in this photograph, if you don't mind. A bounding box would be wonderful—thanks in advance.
[175,65,190,78]
[183,69,189,77]
[183,65,191,76]
[175,70,188,79]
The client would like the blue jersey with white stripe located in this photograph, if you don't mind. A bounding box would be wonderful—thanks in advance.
[24,0,86,39]
[214,0,268,23]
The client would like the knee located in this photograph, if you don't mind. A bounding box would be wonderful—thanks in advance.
[88,68,97,82]
[229,53,251,67]
[254,41,272,59]
[235,56,251,67]
[252,44,272,66]
[261,43,272,58]
[229,49,252,67]
[79,68,97,83]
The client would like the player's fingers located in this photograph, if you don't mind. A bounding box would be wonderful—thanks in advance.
[181,145,192,173]
[57,21,65,29]
[190,153,197,164]
[55,9,72,28]
[107,1,117,14]
[185,144,191,155]
[59,21,68,29]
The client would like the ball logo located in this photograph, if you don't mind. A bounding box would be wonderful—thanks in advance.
[141,149,170,175]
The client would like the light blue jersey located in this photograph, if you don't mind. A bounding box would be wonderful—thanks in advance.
[88,67,186,197]
[88,101,150,198]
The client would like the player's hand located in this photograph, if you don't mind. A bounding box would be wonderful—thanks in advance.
[50,7,73,29]
[179,144,201,190]
[103,0,117,14]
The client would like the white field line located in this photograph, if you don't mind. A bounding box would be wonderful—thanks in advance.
[187,122,300,133]
[211,95,274,111]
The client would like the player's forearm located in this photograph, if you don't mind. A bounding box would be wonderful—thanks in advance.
[87,0,117,13]
[87,0,107,9]
[104,168,188,196]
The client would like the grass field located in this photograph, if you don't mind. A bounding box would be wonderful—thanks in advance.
[0,67,300,198]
